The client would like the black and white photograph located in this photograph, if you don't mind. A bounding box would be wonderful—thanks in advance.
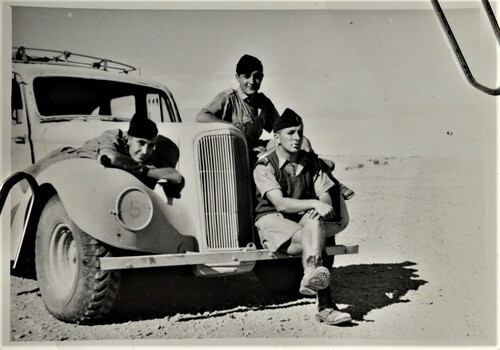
[0,0,498,348]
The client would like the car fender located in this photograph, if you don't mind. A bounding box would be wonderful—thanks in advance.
[35,158,195,254]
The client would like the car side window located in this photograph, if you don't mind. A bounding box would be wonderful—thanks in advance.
[89,93,174,122]
[91,95,135,117]
[147,93,171,123]
[109,95,135,118]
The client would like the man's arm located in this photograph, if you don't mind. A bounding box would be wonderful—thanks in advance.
[98,148,142,172]
[254,162,333,218]
[265,189,333,218]
[196,90,233,124]
[99,149,183,184]
[144,166,183,184]
[315,192,336,220]
[309,162,336,220]
[196,109,229,123]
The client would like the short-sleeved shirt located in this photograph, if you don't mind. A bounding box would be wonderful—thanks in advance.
[199,87,280,148]
[254,151,334,201]
[76,129,128,159]
[23,129,173,184]
[253,150,336,252]
[76,129,170,168]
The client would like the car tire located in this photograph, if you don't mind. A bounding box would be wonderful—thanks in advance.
[254,258,303,295]
[35,194,121,323]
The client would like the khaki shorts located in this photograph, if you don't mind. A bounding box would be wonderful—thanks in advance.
[255,212,341,252]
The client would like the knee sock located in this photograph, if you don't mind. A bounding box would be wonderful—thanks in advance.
[306,255,323,268]
[317,287,335,311]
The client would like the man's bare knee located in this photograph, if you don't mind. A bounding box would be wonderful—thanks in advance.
[283,229,305,255]
[302,218,329,245]
[301,216,321,230]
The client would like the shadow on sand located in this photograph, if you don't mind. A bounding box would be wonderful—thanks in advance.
[330,261,427,322]
[105,261,426,324]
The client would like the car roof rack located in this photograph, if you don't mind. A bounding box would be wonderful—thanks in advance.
[12,47,138,74]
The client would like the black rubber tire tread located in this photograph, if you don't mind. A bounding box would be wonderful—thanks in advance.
[254,258,303,295]
[35,195,121,324]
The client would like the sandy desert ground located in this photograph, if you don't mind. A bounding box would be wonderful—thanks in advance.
[5,154,497,348]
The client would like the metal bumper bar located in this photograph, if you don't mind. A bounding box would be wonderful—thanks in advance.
[99,244,359,271]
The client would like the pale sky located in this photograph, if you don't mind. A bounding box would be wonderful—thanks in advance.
[6,2,498,158]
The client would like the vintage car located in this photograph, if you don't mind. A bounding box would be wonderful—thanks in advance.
[2,47,358,323]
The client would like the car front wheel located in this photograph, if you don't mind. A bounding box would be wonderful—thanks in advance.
[35,194,120,323]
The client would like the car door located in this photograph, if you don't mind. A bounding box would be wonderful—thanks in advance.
[9,73,36,266]
[11,73,34,172]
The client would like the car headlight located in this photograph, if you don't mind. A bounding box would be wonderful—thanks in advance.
[114,187,153,231]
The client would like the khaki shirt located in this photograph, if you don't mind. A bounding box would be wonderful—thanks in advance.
[253,151,334,200]
[199,87,279,148]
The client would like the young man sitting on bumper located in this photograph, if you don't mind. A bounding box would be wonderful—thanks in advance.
[253,108,351,325]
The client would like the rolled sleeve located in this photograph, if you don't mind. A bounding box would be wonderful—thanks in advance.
[314,168,334,197]
[96,130,121,152]
[253,163,281,197]
[77,129,122,159]
[201,91,230,121]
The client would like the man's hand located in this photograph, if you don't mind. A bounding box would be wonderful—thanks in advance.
[98,149,142,171]
[148,167,183,184]
[253,145,266,153]
[159,178,185,199]
[311,200,334,219]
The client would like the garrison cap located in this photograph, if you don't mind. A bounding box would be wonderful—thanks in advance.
[127,113,158,140]
[273,108,303,132]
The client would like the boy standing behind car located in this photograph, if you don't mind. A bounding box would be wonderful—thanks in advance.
[196,54,279,155]
[253,108,352,326]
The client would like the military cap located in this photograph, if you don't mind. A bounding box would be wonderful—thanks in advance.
[127,113,158,140]
[273,108,303,132]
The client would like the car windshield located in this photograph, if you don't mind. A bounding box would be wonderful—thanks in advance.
[33,76,177,122]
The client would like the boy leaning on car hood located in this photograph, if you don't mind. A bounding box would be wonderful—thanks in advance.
[22,113,184,194]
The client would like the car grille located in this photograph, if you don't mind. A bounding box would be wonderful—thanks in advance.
[197,133,253,249]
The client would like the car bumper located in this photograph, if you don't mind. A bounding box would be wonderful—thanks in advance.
[99,243,359,273]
